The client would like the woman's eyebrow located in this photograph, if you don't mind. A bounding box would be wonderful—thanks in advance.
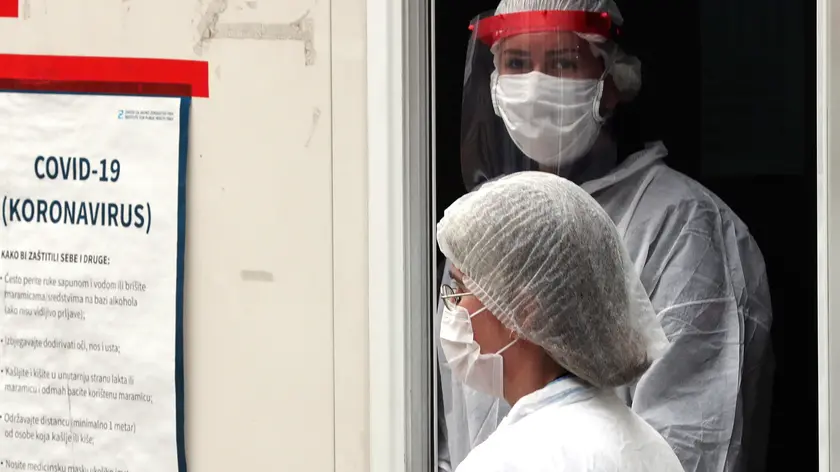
[502,48,529,57]
[448,270,463,284]
[546,48,578,56]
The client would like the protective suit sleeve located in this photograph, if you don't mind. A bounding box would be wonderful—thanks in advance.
[437,363,453,472]
[436,261,454,472]
[627,198,771,472]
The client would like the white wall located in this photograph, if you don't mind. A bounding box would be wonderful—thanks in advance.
[0,0,370,470]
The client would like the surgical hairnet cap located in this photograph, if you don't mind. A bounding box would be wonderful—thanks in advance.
[437,172,668,388]
[492,0,642,95]
[495,0,623,25]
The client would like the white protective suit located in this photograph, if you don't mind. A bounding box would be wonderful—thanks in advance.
[436,142,775,472]
[456,376,684,472]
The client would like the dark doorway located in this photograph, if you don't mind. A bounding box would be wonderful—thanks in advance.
[434,1,816,469]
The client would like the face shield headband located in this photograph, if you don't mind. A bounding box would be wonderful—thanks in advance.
[469,10,619,47]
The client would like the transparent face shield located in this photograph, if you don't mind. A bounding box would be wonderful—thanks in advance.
[460,10,628,191]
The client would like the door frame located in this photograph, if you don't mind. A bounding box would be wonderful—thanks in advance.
[817,0,837,468]
[370,0,837,469]
[366,0,435,470]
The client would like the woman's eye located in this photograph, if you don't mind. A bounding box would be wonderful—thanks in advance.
[505,58,528,71]
[553,59,578,71]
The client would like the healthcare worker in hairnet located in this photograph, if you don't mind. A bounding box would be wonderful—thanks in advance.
[438,171,684,472]
[435,1,774,471]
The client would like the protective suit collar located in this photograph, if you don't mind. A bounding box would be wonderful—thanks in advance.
[580,140,668,195]
[500,376,596,429]
[563,130,619,184]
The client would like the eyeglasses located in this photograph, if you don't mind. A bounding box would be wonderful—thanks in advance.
[440,283,473,311]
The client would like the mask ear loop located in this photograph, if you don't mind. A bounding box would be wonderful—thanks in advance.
[467,305,518,354]
[490,70,503,118]
[469,306,489,319]
[592,68,610,124]
[496,338,518,355]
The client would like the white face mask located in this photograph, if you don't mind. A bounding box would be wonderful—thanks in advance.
[491,70,606,169]
[440,304,518,399]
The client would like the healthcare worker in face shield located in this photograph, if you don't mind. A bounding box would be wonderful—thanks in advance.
[436,1,774,471]
[437,171,684,472]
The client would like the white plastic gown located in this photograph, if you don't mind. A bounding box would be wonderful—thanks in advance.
[455,376,684,472]
[436,142,775,472]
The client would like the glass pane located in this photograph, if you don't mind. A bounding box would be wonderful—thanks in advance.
[433,0,815,469]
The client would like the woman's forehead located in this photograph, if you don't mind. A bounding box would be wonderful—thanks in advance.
[498,31,587,52]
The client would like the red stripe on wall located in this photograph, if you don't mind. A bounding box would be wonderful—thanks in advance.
[0,54,209,97]
[0,0,17,17]
[0,0,20,18]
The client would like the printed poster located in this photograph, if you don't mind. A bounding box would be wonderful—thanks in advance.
[0,92,189,472]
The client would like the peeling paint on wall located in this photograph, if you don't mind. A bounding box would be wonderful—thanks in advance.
[305,107,321,147]
[240,270,274,283]
[194,0,228,56]
[194,1,316,66]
